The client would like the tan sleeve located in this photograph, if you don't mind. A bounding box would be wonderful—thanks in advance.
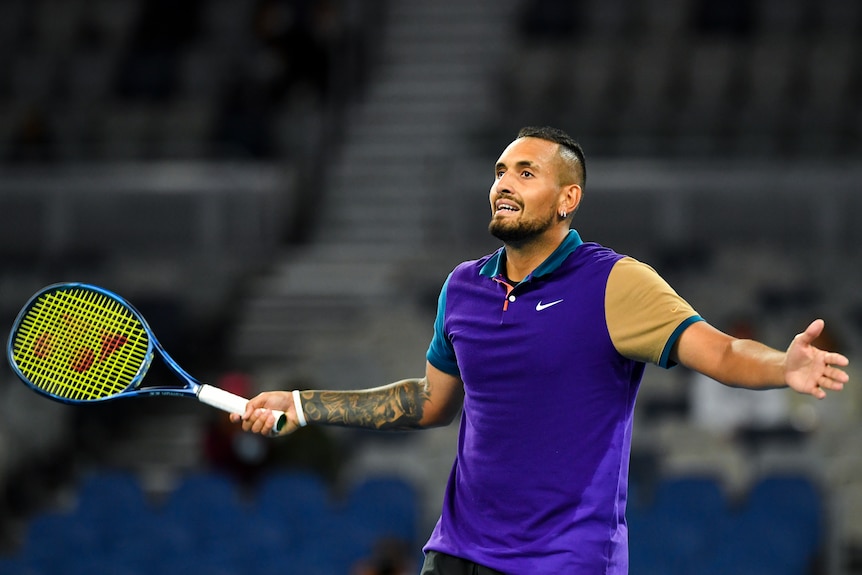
[605,257,702,367]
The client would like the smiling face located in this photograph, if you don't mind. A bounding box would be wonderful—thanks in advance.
[488,136,577,246]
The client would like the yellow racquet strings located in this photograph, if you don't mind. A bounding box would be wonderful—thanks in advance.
[10,287,150,400]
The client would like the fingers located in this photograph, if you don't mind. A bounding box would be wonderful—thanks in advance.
[825,351,850,368]
[809,361,850,399]
[826,362,850,382]
[818,373,845,393]
[241,407,280,435]
[792,319,852,399]
[815,350,850,395]
[820,365,849,390]
[809,386,827,400]
[232,391,295,436]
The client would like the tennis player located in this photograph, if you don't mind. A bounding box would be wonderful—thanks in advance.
[234,126,850,574]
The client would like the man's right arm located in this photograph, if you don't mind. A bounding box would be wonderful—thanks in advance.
[234,361,464,436]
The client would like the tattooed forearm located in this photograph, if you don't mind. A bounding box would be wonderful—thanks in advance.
[300,379,431,430]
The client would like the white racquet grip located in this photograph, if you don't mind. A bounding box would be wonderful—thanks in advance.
[292,389,307,427]
[198,384,286,433]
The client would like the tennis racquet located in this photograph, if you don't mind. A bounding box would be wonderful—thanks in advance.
[6,282,286,432]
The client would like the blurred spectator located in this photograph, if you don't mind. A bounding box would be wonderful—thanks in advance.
[202,371,271,486]
[115,0,202,102]
[6,106,56,164]
[267,376,345,484]
[351,537,416,575]
[691,0,753,37]
[253,0,346,103]
[212,0,352,157]
[688,314,790,439]
[210,73,275,158]
[203,372,344,486]
[516,0,581,41]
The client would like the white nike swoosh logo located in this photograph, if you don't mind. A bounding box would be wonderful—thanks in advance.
[536,299,564,311]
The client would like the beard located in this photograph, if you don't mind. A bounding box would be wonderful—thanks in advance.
[488,208,557,244]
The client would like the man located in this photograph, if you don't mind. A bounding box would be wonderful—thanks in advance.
[233,126,850,574]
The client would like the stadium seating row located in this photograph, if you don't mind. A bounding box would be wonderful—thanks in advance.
[0,470,823,575]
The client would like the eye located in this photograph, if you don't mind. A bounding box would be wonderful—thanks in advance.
[495,170,505,179]
[521,170,534,178]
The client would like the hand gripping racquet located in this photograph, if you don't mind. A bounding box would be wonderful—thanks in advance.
[6,283,285,433]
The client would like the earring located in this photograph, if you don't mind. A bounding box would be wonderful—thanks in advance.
[560,210,567,219]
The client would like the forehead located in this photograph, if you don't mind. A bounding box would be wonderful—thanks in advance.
[496,137,559,167]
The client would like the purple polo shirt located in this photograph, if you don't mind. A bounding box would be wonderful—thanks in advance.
[424,230,702,574]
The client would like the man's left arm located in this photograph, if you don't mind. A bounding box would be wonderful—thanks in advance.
[671,318,850,398]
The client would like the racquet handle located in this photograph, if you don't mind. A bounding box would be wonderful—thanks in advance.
[197,384,287,433]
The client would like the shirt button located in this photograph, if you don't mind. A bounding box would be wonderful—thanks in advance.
[508,295,516,302]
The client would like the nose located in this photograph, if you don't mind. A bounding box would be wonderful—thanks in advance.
[493,172,514,195]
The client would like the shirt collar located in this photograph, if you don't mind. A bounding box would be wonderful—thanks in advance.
[479,229,584,280]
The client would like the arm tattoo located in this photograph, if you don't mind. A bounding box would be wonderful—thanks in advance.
[300,379,431,430]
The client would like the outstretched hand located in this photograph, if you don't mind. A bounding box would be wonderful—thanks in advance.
[785,319,850,399]
[229,391,302,437]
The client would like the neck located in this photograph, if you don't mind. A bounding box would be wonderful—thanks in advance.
[503,228,569,282]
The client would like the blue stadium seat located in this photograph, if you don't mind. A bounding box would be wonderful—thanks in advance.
[160,471,251,556]
[0,553,39,575]
[630,472,824,575]
[253,470,337,546]
[21,510,102,570]
[734,474,823,574]
[630,476,730,575]
[342,475,419,546]
[72,470,151,526]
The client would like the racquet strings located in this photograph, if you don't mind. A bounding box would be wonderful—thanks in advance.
[9,287,150,401]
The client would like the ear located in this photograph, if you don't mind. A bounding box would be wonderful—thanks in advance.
[560,183,583,216]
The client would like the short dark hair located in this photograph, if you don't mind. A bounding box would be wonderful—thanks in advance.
[516,126,586,189]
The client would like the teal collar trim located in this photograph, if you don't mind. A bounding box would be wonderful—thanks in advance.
[479,229,584,280]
